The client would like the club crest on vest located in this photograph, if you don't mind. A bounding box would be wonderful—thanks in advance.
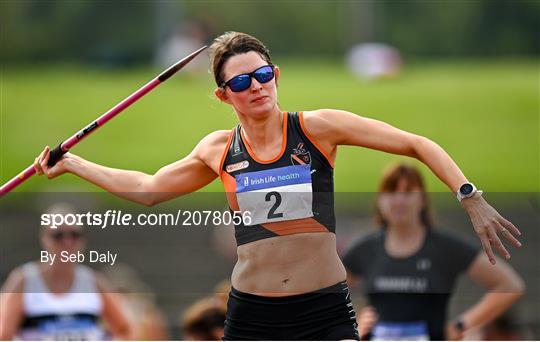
[291,142,311,165]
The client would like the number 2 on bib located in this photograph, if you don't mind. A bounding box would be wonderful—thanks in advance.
[265,191,284,219]
[235,164,313,225]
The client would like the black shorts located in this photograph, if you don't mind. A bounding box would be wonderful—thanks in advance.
[223,281,360,340]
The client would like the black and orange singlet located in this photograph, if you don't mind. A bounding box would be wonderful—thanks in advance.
[219,112,336,245]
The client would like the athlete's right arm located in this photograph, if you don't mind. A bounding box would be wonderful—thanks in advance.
[33,131,229,206]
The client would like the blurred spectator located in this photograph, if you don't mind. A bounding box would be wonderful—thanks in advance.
[102,263,169,340]
[346,43,402,80]
[180,296,226,340]
[213,279,232,308]
[343,163,525,340]
[0,203,131,340]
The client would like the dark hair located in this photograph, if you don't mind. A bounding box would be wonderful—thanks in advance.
[208,31,272,87]
[374,162,434,228]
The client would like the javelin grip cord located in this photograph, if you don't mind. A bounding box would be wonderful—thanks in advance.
[47,143,67,167]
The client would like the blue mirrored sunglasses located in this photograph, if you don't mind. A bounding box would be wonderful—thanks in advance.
[221,65,275,92]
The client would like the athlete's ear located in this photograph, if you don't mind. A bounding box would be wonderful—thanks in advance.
[214,87,232,104]
[274,66,280,87]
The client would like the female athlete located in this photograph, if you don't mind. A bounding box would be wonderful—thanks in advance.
[32,32,522,340]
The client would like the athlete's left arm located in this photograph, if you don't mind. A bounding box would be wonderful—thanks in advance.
[303,109,522,263]
[451,253,525,337]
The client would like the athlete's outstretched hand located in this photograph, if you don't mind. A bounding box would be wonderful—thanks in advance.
[33,146,71,179]
[461,194,522,265]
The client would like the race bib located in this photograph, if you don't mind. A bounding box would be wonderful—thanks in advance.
[372,321,429,341]
[235,164,313,226]
[17,315,106,341]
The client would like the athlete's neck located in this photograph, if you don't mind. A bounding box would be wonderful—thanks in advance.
[239,107,283,154]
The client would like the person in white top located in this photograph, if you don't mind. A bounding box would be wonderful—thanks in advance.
[0,204,131,340]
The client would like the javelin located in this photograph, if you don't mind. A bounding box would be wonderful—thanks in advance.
[0,46,207,197]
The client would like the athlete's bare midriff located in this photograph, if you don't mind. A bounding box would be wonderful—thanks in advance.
[231,232,346,296]
[204,130,344,296]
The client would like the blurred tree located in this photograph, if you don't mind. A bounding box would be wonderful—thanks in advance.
[1,0,155,65]
[381,0,539,57]
[1,0,538,65]
[183,1,343,57]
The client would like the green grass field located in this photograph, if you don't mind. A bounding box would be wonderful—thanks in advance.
[1,59,538,193]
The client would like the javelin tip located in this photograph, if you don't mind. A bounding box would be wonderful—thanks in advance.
[158,45,208,82]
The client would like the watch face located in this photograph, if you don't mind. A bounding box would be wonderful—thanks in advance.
[460,183,474,196]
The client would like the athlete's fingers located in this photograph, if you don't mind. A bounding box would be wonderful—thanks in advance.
[36,147,46,169]
[478,230,496,265]
[34,146,49,175]
[39,146,50,174]
[38,146,47,163]
[42,147,51,166]
[498,218,522,248]
[500,217,522,238]
[34,156,43,175]
[38,146,49,165]
[488,224,510,260]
